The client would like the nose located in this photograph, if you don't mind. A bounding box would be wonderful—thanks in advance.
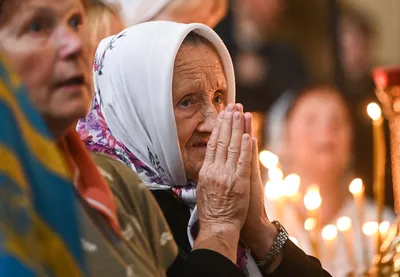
[197,106,218,133]
[54,26,83,59]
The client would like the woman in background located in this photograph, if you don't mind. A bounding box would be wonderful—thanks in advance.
[104,0,227,28]
[266,85,395,276]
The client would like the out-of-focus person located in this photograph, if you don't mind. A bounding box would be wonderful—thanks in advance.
[0,54,87,277]
[104,0,228,27]
[214,0,309,113]
[0,0,178,276]
[266,85,395,276]
[338,8,394,209]
[87,0,125,57]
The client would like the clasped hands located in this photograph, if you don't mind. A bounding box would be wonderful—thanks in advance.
[194,103,280,272]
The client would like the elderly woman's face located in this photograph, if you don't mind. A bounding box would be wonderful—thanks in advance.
[0,0,91,136]
[285,89,352,175]
[173,42,227,181]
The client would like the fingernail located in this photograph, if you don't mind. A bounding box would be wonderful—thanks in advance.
[218,111,224,119]
[243,134,250,141]
[226,104,233,112]
[234,112,241,119]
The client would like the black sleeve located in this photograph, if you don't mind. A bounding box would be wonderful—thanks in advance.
[182,249,245,277]
[268,241,332,277]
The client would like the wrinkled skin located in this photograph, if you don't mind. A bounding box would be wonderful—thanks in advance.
[0,0,92,138]
[173,42,227,181]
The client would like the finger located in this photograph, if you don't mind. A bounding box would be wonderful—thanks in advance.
[244,112,253,136]
[226,111,244,167]
[225,103,236,113]
[236,134,252,179]
[215,110,234,163]
[204,111,224,164]
[251,137,260,174]
[235,103,244,113]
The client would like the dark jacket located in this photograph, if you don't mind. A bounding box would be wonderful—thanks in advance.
[152,190,332,277]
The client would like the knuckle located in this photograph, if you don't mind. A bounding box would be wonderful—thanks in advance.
[216,139,229,150]
[227,146,240,157]
[206,143,217,152]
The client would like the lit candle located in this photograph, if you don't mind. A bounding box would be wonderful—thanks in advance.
[265,177,285,221]
[259,150,279,169]
[304,186,322,258]
[283,173,301,201]
[363,221,379,251]
[322,224,338,270]
[337,216,357,273]
[367,102,386,253]
[349,178,369,269]
[304,185,322,221]
[379,221,390,236]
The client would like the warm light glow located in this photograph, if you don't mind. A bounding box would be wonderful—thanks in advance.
[336,216,352,232]
[289,236,299,246]
[259,150,279,169]
[363,222,379,236]
[303,186,322,211]
[265,180,285,200]
[367,102,382,121]
[304,217,317,231]
[322,225,338,241]
[349,178,364,196]
[283,174,300,197]
[379,221,390,235]
[268,167,284,182]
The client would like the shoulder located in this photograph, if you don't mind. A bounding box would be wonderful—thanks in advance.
[92,153,178,271]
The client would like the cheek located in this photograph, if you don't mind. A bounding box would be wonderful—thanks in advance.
[175,116,198,150]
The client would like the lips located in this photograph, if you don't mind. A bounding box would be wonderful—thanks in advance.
[54,75,85,89]
[192,142,208,148]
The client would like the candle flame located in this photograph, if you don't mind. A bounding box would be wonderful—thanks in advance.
[362,222,379,236]
[304,217,317,231]
[268,167,284,182]
[379,221,390,235]
[336,216,352,232]
[265,180,285,200]
[367,102,382,121]
[322,224,338,241]
[349,178,364,196]
[283,174,300,197]
[259,150,279,169]
[303,185,322,211]
[289,236,299,246]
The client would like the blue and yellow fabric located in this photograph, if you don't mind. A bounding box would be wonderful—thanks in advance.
[0,55,87,277]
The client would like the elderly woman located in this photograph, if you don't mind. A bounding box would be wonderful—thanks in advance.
[0,1,316,277]
[77,21,331,277]
[0,0,179,276]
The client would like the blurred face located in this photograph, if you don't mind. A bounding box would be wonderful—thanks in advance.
[154,0,227,28]
[0,0,91,137]
[285,89,352,175]
[240,0,285,27]
[173,42,227,181]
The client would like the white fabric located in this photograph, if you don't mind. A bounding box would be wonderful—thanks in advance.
[93,21,235,194]
[93,21,263,276]
[104,0,170,26]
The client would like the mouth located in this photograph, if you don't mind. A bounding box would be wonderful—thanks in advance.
[192,142,208,148]
[54,75,86,92]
